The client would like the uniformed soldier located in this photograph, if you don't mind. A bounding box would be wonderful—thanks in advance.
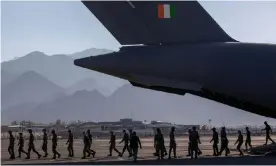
[130,131,142,162]
[108,131,122,157]
[186,129,192,156]
[8,130,15,159]
[66,129,74,157]
[86,130,96,157]
[128,129,133,157]
[245,127,252,151]
[219,127,230,156]
[119,130,132,157]
[210,127,219,156]
[17,133,28,158]
[154,128,165,159]
[42,129,48,157]
[261,121,275,145]
[51,130,61,159]
[168,127,177,159]
[234,130,244,156]
[81,132,92,159]
[190,126,201,159]
[26,129,41,159]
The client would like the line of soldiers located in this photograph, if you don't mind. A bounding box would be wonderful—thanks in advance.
[8,129,61,160]
[206,121,275,157]
[7,121,275,161]
[152,121,275,160]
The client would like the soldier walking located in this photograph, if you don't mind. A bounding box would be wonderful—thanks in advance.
[81,132,92,159]
[234,130,244,156]
[66,129,74,157]
[154,128,165,159]
[108,131,122,157]
[130,131,142,162]
[119,130,132,157]
[87,130,96,157]
[51,130,61,159]
[8,130,15,159]
[219,127,230,156]
[128,129,133,157]
[245,127,252,151]
[42,129,48,157]
[17,133,28,158]
[168,127,177,159]
[26,129,41,159]
[262,121,275,145]
[210,127,219,156]
[190,126,201,159]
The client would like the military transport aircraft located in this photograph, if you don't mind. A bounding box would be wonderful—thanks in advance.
[74,1,276,119]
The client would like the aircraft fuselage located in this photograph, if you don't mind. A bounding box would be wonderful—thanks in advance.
[74,42,276,118]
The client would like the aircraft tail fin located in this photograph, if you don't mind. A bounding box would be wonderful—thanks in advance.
[82,1,236,45]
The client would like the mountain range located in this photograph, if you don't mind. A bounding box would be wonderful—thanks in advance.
[1,48,275,126]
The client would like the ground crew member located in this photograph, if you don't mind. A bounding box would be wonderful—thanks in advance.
[154,128,165,159]
[190,126,201,159]
[26,129,41,159]
[210,127,219,156]
[108,131,122,157]
[119,130,132,157]
[66,129,74,157]
[245,127,252,151]
[262,121,275,145]
[17,133,28,158]
[86,130,96,157]
[42,129,48,157]
[219,127,230,156]
[51,130,61,159]
[234,130,244,156]
[130,131,142,162]
[8,130,15,159]
[168,127,177,159]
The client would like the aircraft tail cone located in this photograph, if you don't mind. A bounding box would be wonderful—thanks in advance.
[74,52,122,74]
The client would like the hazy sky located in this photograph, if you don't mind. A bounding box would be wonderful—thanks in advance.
[1,1,276,62]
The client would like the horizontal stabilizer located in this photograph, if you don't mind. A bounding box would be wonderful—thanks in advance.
[82,1,236,45]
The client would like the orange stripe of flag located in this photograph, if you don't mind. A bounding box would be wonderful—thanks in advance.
[158,4,164,19]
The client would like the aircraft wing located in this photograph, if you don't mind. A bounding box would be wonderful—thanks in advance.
[81,1,236,45]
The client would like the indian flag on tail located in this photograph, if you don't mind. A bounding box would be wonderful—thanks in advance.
[158,4,175,19]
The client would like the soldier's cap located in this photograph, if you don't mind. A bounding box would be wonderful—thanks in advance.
[122,130,126,132]
[264,121,267,124]
[171,127,176,130]
[212,127,216,130]
[42,128,46,131]
[245,126,249,129]
[8,130,12,133]
[87,129,90,132]
[28,129,32,132]
[68,129,71,132]
[19,132,23,135]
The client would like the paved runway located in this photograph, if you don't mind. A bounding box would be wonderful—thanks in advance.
[2,135,276,165]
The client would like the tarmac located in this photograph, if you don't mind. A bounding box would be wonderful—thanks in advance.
[2,135,276,165]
